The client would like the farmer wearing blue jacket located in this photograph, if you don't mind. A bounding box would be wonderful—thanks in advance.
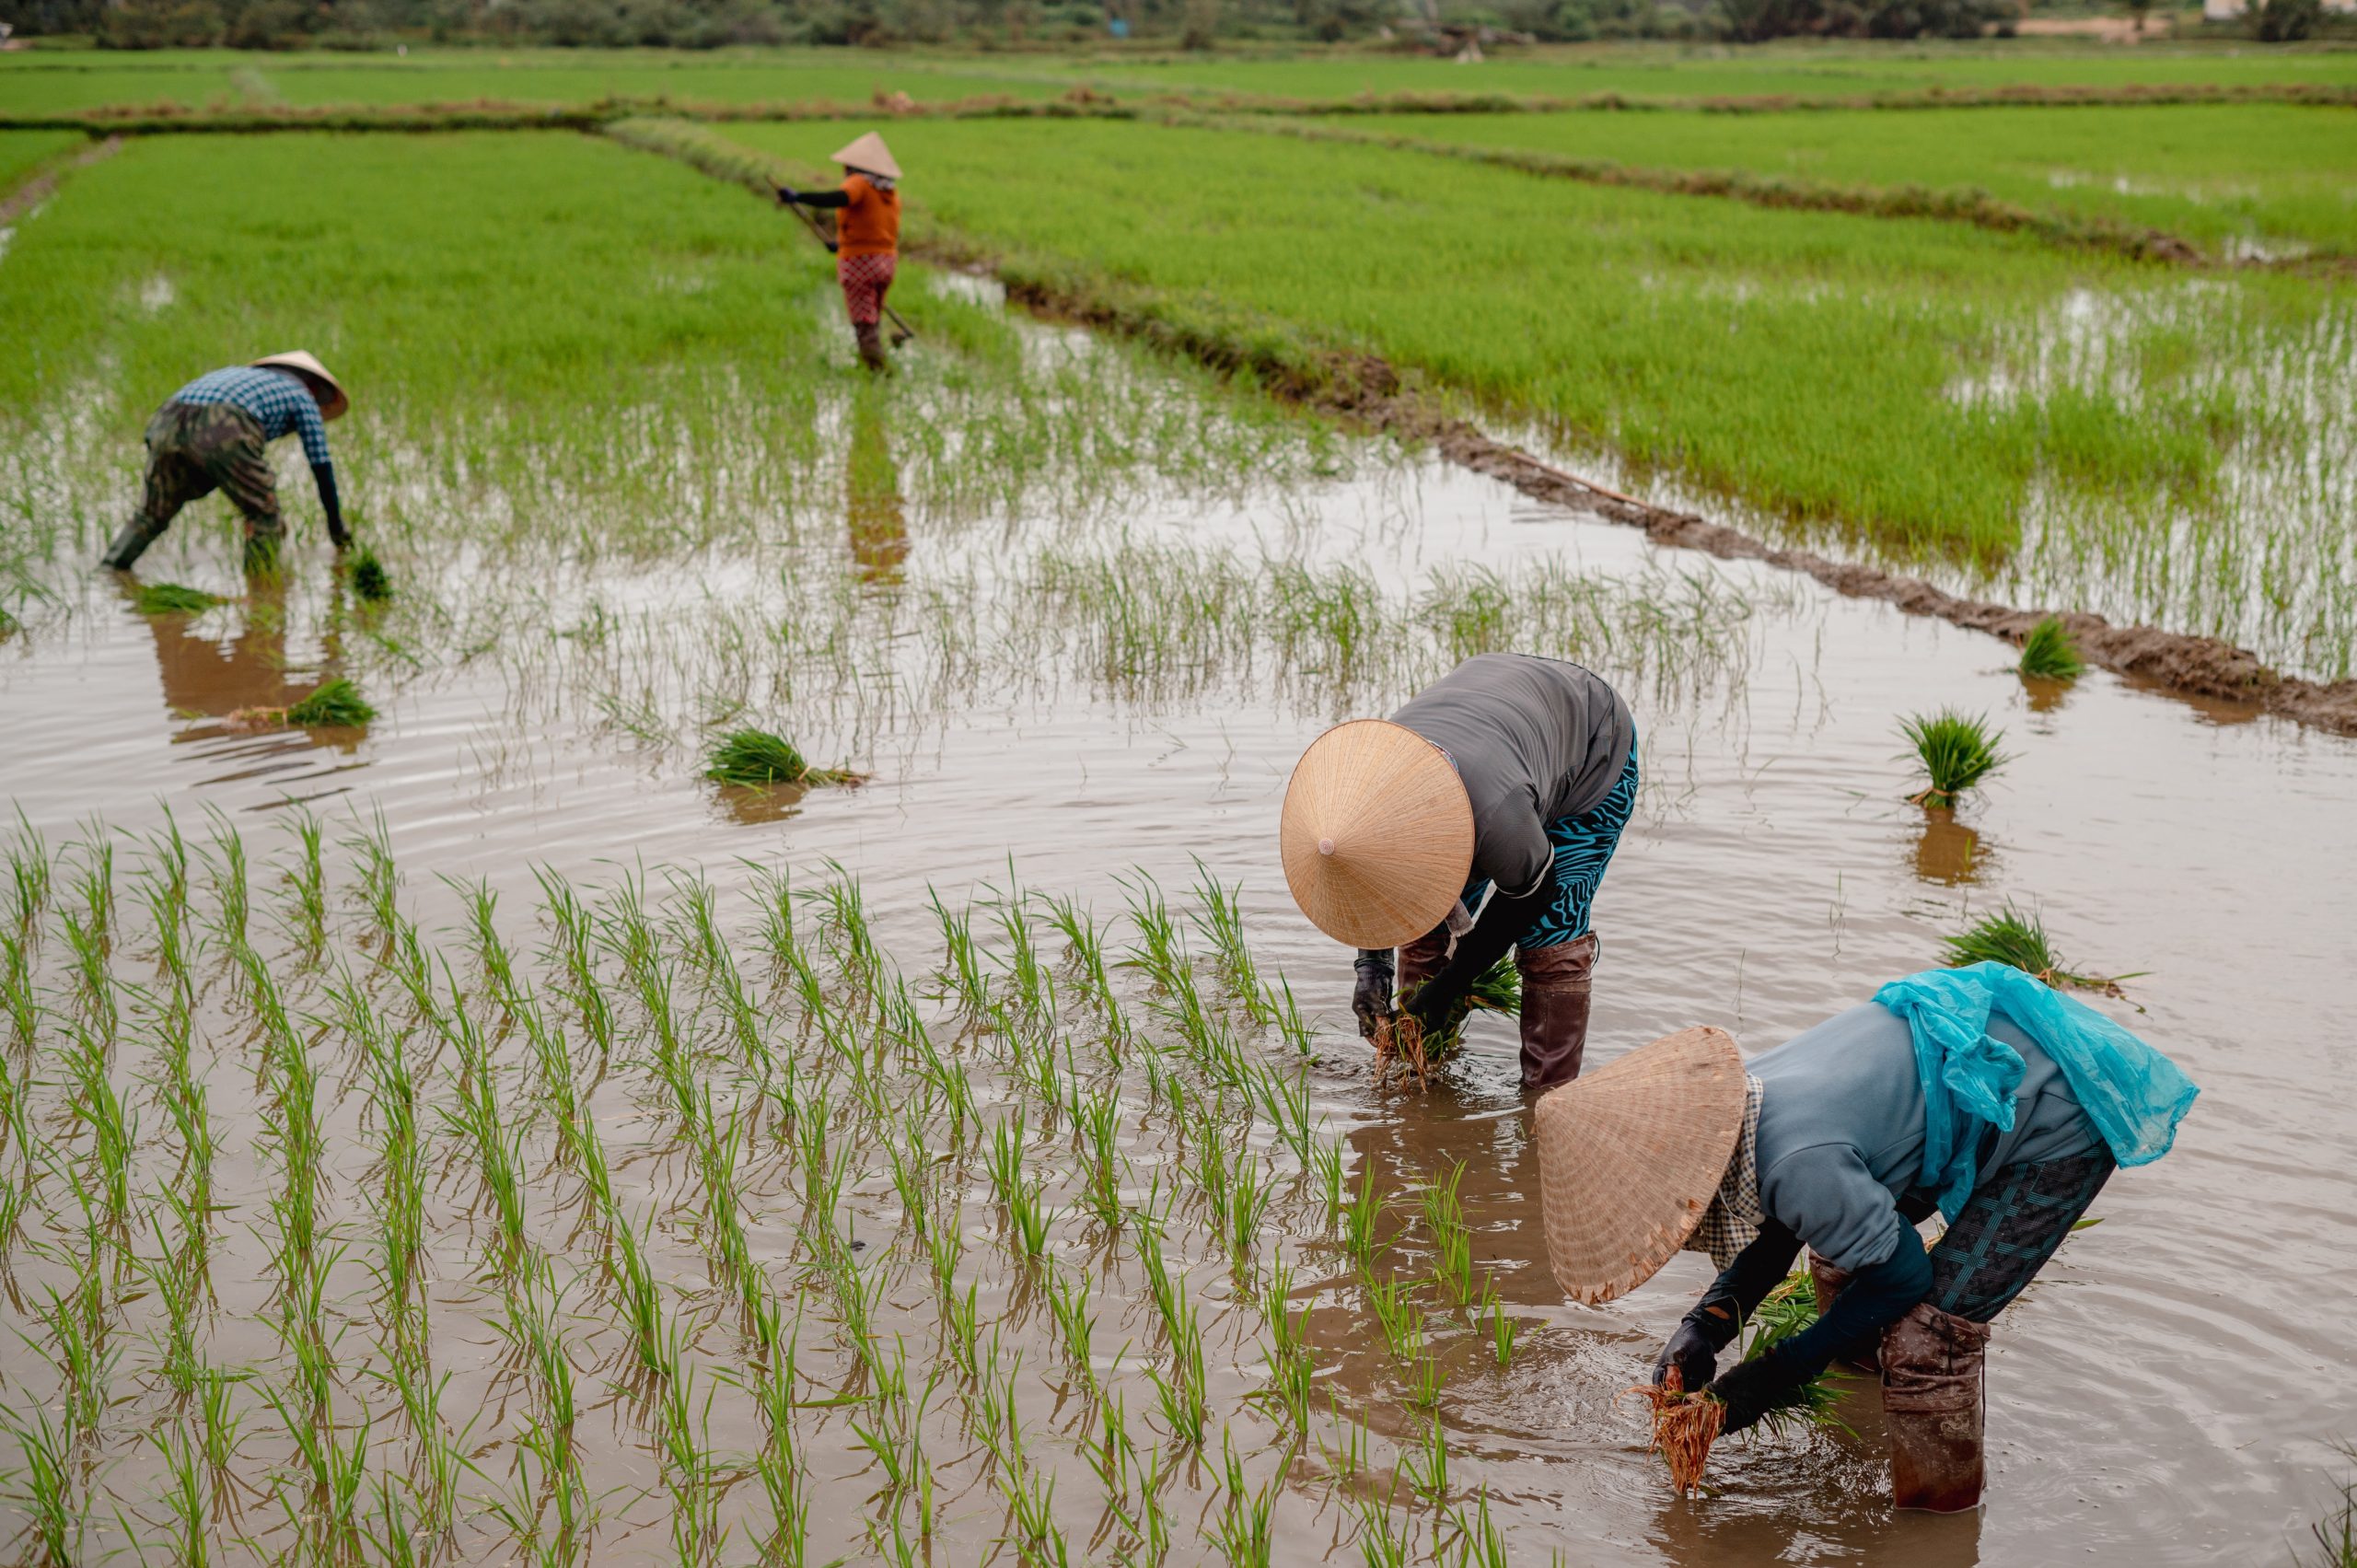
[1532,964,2197,1510]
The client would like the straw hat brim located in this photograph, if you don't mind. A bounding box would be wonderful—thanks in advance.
[1280,719,1473,950]
[251,352,348,422]
[1532,1026,1748,1306]
[830,132,901,181]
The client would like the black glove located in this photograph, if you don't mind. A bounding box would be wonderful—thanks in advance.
[313,463,350,551]
[774,182,798,204]
[1404,883,1548,1031]
[1655,1310,1733,1394]
[1704,1344,1815,1436]
[1351,958,1392,1041]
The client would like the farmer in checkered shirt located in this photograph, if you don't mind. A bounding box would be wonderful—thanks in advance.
[101,351,352,573]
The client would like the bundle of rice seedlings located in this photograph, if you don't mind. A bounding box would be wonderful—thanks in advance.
[282,679,376,727]
[1899,710,2010,809]
[349,547,392,603]
[2017,617,2084,681]
[1627,1369,1724,1498]
[134,582,226,616]
[1377,958,1517,1087]
[1468,954,1520,1014]
[1944,903,2134,996]
[704,727,861,789]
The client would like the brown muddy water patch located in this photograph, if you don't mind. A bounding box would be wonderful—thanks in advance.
[4,322,2356,1567]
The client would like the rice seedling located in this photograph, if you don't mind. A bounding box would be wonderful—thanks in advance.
[1355,1491,1413,1568]
[1900,709,2011,809]
[1628,1367,1727,1498]
[1401,1413,1453,1509]
[1420,1162,1475,1307]
[1341,1159,1387,1269]
[706,727,860,788]
[133,581,226,617]
[2,1405,77,1567]
[1366,1274,1426,1364]
[1944,902,2135,995]
[1478,1277,1517,1369]
[349,545,393,603]
[280,677,377,728]
[2018,616,2086,681]
[150,1423,210,1568]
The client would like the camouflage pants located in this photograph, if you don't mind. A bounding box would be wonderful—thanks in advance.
[107,401,281,568]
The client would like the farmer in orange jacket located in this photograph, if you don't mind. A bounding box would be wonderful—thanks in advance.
[774,132,902,372]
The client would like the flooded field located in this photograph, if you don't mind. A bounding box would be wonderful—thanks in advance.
[3,239,2354,1567]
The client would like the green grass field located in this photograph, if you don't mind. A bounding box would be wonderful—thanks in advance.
[1315,102,2357,256]
[714,113,2355,674]
[0,127,80,192]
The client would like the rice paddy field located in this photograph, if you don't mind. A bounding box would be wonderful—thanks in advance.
[3,41,2357,1568]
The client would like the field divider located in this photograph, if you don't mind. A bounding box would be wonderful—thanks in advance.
[1166,110,2356,273]
[9,75,2354,138]
[0,133,120,223]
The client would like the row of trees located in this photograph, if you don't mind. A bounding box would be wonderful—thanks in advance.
[6,0,2325,52]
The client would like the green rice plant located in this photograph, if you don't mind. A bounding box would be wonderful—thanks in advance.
[706,727,859,787]
[2018,616,2086,681]
[1478,1275,1517,1368]
[1444,1488,1510,1568]
[150,1423,210,1568]
[1366,1273,1426,1364]
[349,546,393,603]
[1420,1162,1475,1307]
[133,581,226,617]
[1047,1267,1096,1388]
[2,1405,77,1567]
[283,678,377,727]
[194,1365,243,1477]
[1736,1272,1851,1436]
[1225,1155,1274,1279]
[1467,955,1519,1015]
[1943,902,2136,994]
[1401,1414,1452,1509]
[1341,1158,1387,1269]
[1006,1173,1057,1267]
[1409,1352,1446,1411]
[1900,709,2010,809]
[2308,1448,2357,1568]
[1355,1491,1412,1568]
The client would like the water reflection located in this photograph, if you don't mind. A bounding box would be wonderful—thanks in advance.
[124,572,350,754]
[2020,674,2074,715]
[1913,808,1988,887]
[847,389,909,587]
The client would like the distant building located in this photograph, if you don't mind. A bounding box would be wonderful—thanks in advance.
[2203,0,2353,16]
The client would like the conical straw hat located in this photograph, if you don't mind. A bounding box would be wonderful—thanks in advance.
[250,351,348,422]
[1280,719,1473,950]
[831,132,901,180]
[1533,1026,1748,1306]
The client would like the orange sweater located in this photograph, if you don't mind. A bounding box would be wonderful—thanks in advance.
[836,173,900,259]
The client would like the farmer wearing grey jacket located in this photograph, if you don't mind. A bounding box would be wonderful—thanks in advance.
[1531,969,2196,1510]
[1279,654,1637,1089]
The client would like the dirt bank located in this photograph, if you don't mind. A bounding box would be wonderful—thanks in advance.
[0,133,118,223]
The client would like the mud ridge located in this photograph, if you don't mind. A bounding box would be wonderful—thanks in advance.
[617,117,2357,739]
[0,134,121,225]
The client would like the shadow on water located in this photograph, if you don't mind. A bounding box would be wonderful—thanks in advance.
[847,387,909,587]
[1913,807,1989,887]
[118,568,370,796]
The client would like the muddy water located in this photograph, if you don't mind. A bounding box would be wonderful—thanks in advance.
[4,298,2354,1567]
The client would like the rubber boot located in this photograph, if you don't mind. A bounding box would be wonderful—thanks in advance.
[1396,926,1450,996]
[1808,1253,1881,1373]
[1515,933,1596,1092]
[854,320,890,374]
[100,517,157,571]
[1880,1301,1991,1513]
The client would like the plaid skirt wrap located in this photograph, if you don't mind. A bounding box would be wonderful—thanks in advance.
[838,252,897,326]
[1925,1150,2115,1322]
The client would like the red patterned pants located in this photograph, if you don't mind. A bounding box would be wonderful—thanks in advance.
[838,252,897,326]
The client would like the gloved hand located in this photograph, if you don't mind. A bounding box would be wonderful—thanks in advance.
[1401,979,1471,1045]
[1653,1317,1724,1394]
[1351,961,1392,1040]
[774,182,799,204]
[1704,1346,1815,1436]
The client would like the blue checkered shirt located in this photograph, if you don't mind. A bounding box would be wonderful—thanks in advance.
[170,367,334,470]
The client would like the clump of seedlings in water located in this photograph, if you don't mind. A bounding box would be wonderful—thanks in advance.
[231,677,377,731]
[704,727,862,788]
[134,581,226,616]
[349,546,393,603]
[2017,616,2085,681]
[1945,902,2136,996]
[1900,709,2009,809]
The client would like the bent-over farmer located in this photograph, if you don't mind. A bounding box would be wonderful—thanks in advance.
[1532,964,2197,1510]
[1280,653,1637,1091]
[102,352,351,574]
[774,132,902,373]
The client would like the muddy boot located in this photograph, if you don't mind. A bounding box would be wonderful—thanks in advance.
[100,517,160,571]
[1880,1301,1991,1513]
[1809,1254,1881,1372]
[1396,925,1450,996]
[854,321,891,374]
[1515,933,1596,1092]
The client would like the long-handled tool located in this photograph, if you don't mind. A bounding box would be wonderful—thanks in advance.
[773,182,916,349]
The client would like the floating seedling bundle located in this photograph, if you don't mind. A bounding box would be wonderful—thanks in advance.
[705,727,862,788]
[349,546,392,603]
[133,581,226,616]
[1901,709,2009,809]
[226,677,377,730]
